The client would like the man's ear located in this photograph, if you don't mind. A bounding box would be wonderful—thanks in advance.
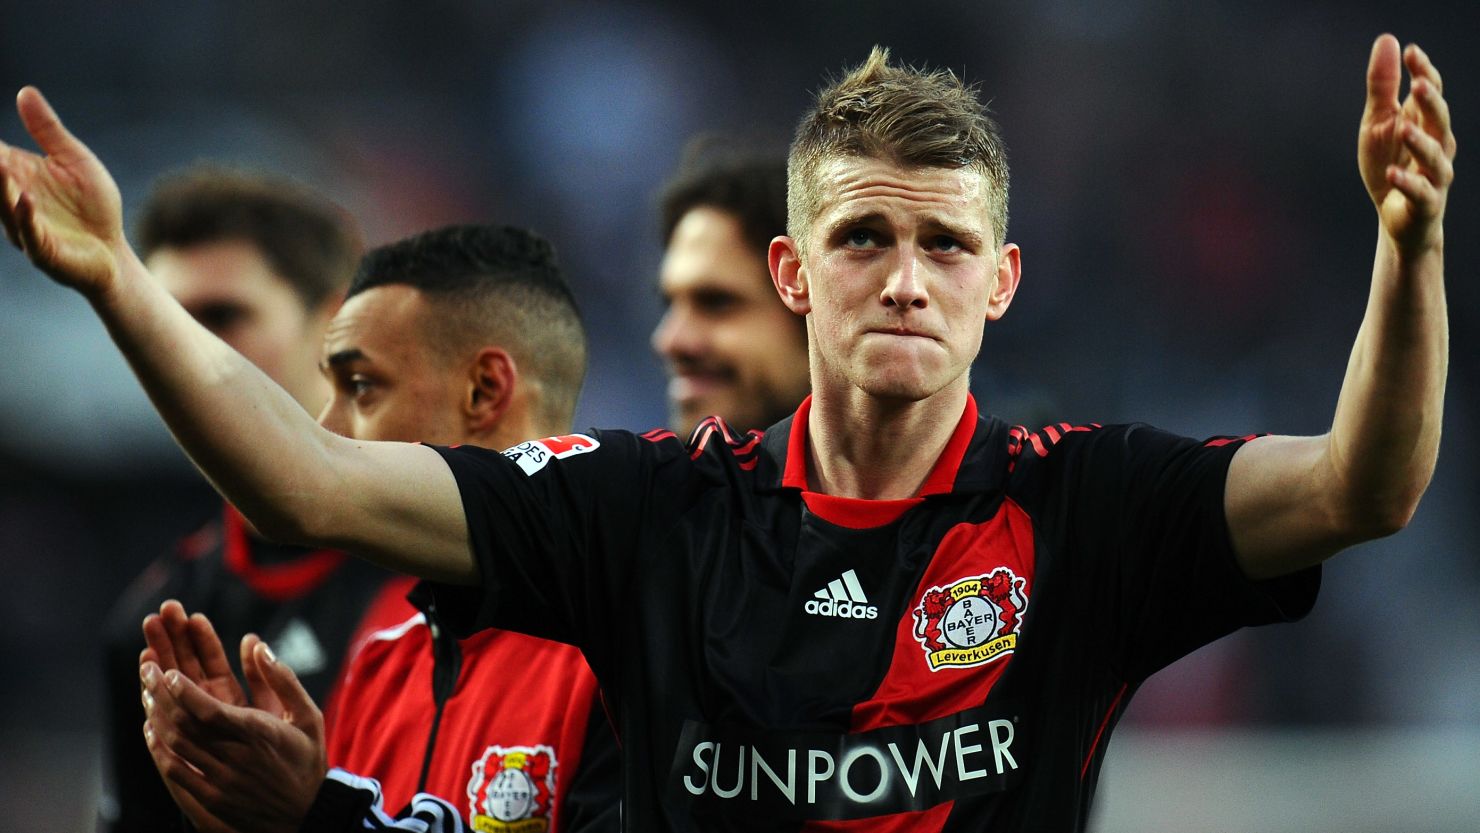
[769,235,811,315]
[467,347,516,432]
[985,243,1021,322]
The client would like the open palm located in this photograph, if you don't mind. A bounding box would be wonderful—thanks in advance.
[0,86,126,295]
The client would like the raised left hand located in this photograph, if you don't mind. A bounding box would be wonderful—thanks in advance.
[1358,35,1457,253]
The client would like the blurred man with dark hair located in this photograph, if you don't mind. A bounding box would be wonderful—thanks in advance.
[98,166,372,833]
[137,224,617,833]
[653,139,809,436]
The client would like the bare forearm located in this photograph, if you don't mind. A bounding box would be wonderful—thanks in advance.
[1227,37,1454,579]
[88,257,473,582]
[91,253,338,541]
[1327,231,1447,532]
[1228,235,1447,579]
[2,88,474,582]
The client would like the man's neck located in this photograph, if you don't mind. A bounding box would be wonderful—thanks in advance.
[805,381,969,500]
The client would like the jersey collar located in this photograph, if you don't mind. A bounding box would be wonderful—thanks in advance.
[759,393,985,496]
[223,505,349,601]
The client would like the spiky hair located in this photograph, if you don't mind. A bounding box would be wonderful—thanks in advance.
[787,46,1009,250]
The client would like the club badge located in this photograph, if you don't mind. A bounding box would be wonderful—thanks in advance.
[913,567,1028,671]
[467,744,557,833]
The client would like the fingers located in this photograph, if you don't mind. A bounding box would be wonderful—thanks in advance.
[1387,165,1440,210]
[13,190,44,259]
[159,600,206,682]
[240,633,283,715]
[0,157,22,249]
[1404,43,1443,96]
[244,634,320,732]
[1400,121,1454,191]
[141,662,233,782]
[15,87,85,159]
[143,715,241,833]
[142,613,180,673]
[143,717,214,801]
[1365,34,1402,116]
[187,612,236,682]
[1411,79,1453,143]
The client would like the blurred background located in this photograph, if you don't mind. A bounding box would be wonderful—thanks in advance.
[0,1,1475,830]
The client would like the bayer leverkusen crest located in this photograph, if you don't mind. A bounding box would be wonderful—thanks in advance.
[912,567,1028,671]
[466,744,557,833]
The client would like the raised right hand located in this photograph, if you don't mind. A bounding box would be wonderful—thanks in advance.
[0,86,129,298]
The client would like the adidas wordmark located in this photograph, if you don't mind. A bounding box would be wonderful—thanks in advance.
[804,569,880,619]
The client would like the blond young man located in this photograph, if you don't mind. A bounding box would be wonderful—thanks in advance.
[0,34,1454,832]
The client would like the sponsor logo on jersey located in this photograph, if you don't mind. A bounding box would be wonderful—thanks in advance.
[912,567,1028,671]
[466,744,557,833]
[501,434,599,476]
[668,704,1021,820]
[803,569,879,619]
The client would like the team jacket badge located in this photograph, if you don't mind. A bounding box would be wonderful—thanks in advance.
[913,567,1028,671]
[466,744,558,833]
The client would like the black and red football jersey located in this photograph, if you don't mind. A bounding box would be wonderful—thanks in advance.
[428,395,1319,832]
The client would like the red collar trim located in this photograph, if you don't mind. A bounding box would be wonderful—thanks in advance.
[223,505,348,601]
[917,394,978,497]
[800,492,924,529]
[781,395,815,491]
[783,394,979,528]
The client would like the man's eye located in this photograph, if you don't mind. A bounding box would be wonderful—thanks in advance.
[846,228,879,248]
[194,304,247,333]
[348,377,374,397]
[930,235,962,253]
[695,295,737,316]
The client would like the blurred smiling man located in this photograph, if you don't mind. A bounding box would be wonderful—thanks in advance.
[653,141,809,435]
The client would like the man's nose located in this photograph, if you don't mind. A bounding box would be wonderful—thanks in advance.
[651,305,706,360]
[880,249,929,310]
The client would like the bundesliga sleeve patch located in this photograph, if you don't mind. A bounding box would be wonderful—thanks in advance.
[500,434,600,476]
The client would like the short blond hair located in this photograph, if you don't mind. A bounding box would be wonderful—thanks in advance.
[787,46,1009,251]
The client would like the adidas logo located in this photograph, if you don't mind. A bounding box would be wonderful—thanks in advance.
[804,569,880,620]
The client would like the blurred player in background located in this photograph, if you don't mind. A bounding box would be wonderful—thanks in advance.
[653,138,809,436]
[141,223,618,832]
[97,167,381,833]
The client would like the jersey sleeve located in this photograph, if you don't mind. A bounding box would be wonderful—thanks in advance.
[301,769,468,833]
[1031,424,1319,680]
[425,428,688,660]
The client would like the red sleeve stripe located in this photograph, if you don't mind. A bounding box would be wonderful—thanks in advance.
[687,417,765,463]
[640,428,678,443]
[1204,434,1260,447]
[1007,422,1102,471]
